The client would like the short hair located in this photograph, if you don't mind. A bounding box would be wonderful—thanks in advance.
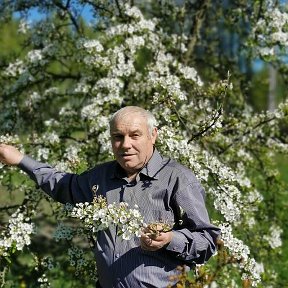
[109,106,157,135]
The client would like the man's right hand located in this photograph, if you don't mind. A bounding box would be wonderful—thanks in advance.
[0,144,24,165]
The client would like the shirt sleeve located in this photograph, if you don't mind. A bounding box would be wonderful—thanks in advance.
[18,155,93,204]
[165,175,221,265]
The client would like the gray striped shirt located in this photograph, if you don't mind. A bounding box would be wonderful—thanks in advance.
[19,149,220,288]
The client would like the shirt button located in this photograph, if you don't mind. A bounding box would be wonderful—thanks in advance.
[115,253,120,258]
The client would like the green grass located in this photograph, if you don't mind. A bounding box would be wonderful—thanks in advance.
[274,154,288,282]
[276,154,288,183]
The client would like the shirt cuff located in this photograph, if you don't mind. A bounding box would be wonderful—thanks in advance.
[18,155,42,175]
[166,230,188,254]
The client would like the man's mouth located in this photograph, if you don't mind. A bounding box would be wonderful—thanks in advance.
[120,153,135,159]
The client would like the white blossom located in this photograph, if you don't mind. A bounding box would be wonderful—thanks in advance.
[83,40,104,52]
[37,273,51,288]
[264,224,283,249]
[4,59,26,77]
[219,223,262,286]
[42,131,60,145]
[0,209,35,254]
[37,147,50,161]
[18,19,30,34]
[251,5,288,58]
[70,196,145,241]
[179,65,203,86]
[27,49,44,63]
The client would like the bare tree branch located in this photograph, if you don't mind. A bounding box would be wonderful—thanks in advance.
[52,0,80,33]
[115,0,123,18]
[184,0,211,65]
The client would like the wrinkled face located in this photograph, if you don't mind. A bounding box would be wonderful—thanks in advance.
[110,112,157,178]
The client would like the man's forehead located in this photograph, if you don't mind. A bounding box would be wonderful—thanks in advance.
[113,113,146,124]
[116,111,144,120]
[111,115,148,132]
[111,122,145,131]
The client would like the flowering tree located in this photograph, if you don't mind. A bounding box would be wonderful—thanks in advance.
[0,0,288,287]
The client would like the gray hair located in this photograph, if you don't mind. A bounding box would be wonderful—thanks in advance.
[109,106,157,135]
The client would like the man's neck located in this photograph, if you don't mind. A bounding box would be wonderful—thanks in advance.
[126,171,139,182]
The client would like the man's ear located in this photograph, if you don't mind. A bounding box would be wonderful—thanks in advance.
[151,127,158,144]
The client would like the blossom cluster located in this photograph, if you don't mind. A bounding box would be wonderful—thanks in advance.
[0,134,20,145]
[70,196,144,240]
[0,209,35,256]
[263,224,283,249]
[219,223,261,286]
[251,3,288,58]
[157,125,245,223]
[37,273,50,288]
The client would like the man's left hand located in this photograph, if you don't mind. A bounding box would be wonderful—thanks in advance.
[140,231,173,251]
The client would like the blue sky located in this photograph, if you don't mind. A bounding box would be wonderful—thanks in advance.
[14,4,95,23]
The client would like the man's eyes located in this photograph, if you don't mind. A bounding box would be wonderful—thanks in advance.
[113,135,123,139]
[131,134,140,138]
[112,134,141,140]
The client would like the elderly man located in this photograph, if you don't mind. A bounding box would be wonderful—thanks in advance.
[0,106,220,288]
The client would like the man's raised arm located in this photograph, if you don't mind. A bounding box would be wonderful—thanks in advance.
[0,143,93,204]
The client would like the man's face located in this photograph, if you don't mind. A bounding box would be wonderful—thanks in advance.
[110,112,157,178]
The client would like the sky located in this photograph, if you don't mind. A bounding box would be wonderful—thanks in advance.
[13,4,95,24]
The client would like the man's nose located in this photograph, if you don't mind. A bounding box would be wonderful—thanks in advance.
[122,136,132,148]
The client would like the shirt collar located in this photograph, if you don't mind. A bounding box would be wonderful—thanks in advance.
[110,149,163,180]
[140,148,163,180]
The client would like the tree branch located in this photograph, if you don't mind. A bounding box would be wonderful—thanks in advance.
[52,0,80,34]
[188,104,223,143]
[85,0,114,17]
[184,0,211,65]
[0,204,21,211]
[219,116,276,155]
[115,0,123,18]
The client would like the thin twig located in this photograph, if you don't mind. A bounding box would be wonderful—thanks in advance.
[219,116,276,155]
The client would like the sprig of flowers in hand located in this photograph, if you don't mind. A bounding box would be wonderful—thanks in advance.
[144,222,174,239]
[69,196,145,240]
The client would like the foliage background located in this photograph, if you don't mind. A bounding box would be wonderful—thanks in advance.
[0,0,288,287]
